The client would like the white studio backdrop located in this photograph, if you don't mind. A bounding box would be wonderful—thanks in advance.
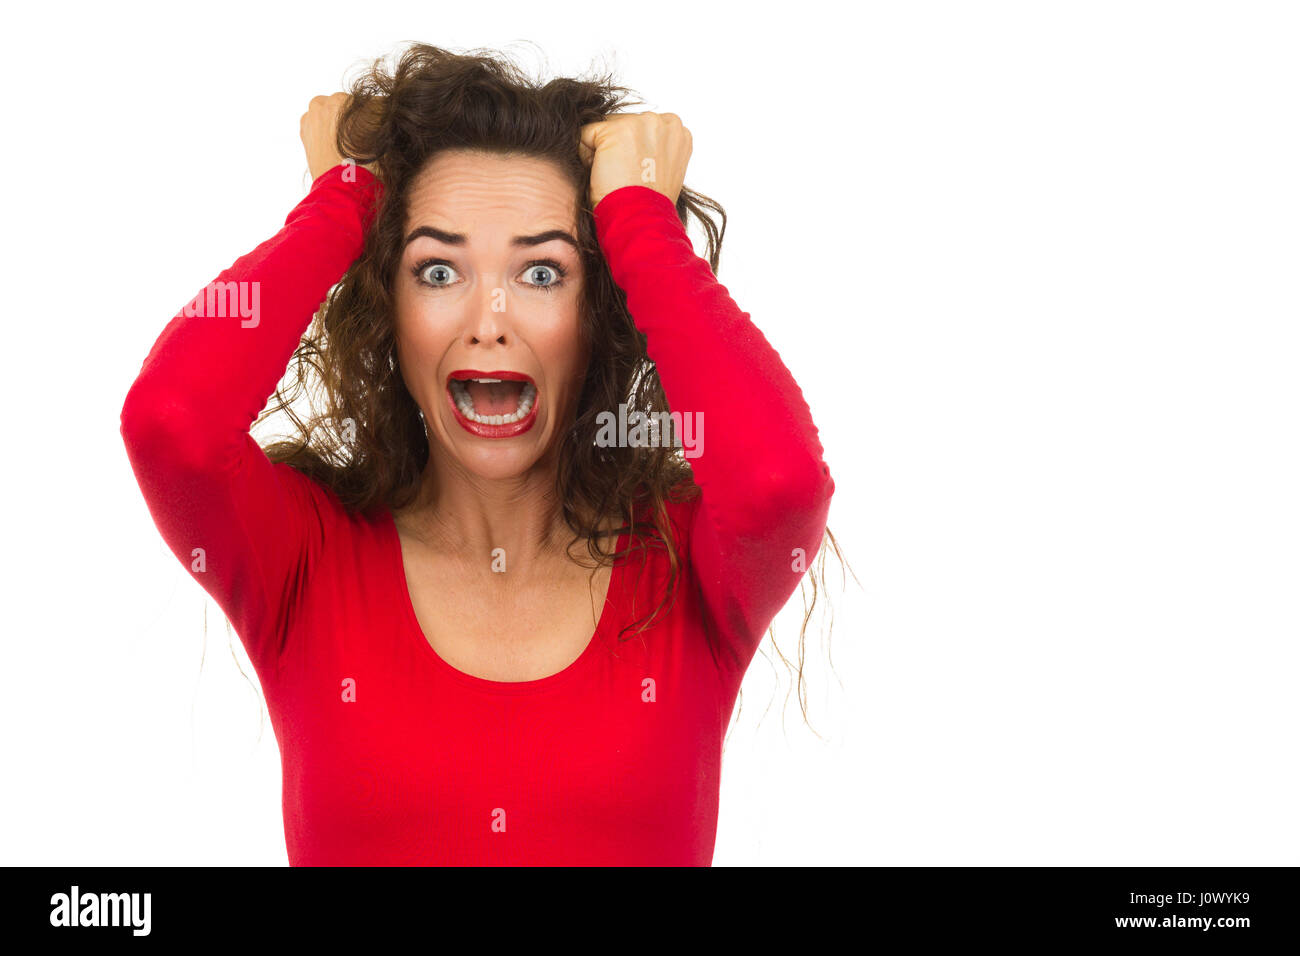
[0,0,1296,865]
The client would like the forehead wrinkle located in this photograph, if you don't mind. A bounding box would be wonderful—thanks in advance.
[404,154,578,243]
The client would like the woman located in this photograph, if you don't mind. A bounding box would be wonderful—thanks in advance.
[120,44,835,865]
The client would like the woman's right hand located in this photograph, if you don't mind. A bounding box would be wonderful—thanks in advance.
[300,92,377,181]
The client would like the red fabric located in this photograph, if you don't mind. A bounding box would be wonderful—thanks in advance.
[120,164,834,865]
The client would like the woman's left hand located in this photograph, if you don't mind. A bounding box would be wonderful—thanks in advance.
[579,111,693,209]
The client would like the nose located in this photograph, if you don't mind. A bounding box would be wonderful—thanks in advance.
[463,274,509,346]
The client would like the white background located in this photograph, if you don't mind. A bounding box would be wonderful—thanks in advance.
[1,0,1296,865]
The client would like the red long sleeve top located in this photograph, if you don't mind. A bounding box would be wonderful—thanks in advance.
[120,163,834,865]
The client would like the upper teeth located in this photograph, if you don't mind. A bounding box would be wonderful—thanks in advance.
[449,379,537,425]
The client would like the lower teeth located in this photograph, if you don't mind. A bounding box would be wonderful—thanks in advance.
[450,381,536,425]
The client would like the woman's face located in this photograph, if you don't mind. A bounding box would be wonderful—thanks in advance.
[394,149,588,482]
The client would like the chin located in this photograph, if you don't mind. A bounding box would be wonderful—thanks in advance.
[434,406,553,480]
[457,445,545,482]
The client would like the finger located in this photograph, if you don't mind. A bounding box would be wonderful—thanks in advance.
[577,122,602,165]
[578,121,601,148]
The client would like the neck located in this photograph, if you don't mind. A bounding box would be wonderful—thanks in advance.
[397,452,574,564]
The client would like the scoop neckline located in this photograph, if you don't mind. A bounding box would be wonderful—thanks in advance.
[383,510,628,695]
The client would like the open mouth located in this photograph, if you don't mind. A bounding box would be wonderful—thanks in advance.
[445,369,539,436]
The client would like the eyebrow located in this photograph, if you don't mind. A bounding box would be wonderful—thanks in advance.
[403,226,579,251]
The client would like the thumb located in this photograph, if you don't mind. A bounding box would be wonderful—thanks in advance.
[577,122,602,166]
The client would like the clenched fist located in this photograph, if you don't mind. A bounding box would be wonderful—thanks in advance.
[300,92,378,182]
[578,111,692,209]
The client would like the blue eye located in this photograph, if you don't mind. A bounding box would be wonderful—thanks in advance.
[412,260,459,287]
[410,258,568,292]
[521,261,567,293]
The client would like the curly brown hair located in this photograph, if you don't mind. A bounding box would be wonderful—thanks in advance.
[247,42,848,733]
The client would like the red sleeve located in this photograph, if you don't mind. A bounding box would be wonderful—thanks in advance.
[592,185,835,681]
[119,164,382,678]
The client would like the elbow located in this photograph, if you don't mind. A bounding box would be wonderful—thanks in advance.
[767,451,833,506]
[119,381,153,450]
[120,382,221,473]
[747,454,835,534]
[119,381,148,441]
[120,380,174,448]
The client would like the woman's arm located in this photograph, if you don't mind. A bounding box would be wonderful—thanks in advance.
[119,153,381,677]
[593,182,835,682]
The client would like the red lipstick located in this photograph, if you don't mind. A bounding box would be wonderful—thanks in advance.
[445,369,539,439]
